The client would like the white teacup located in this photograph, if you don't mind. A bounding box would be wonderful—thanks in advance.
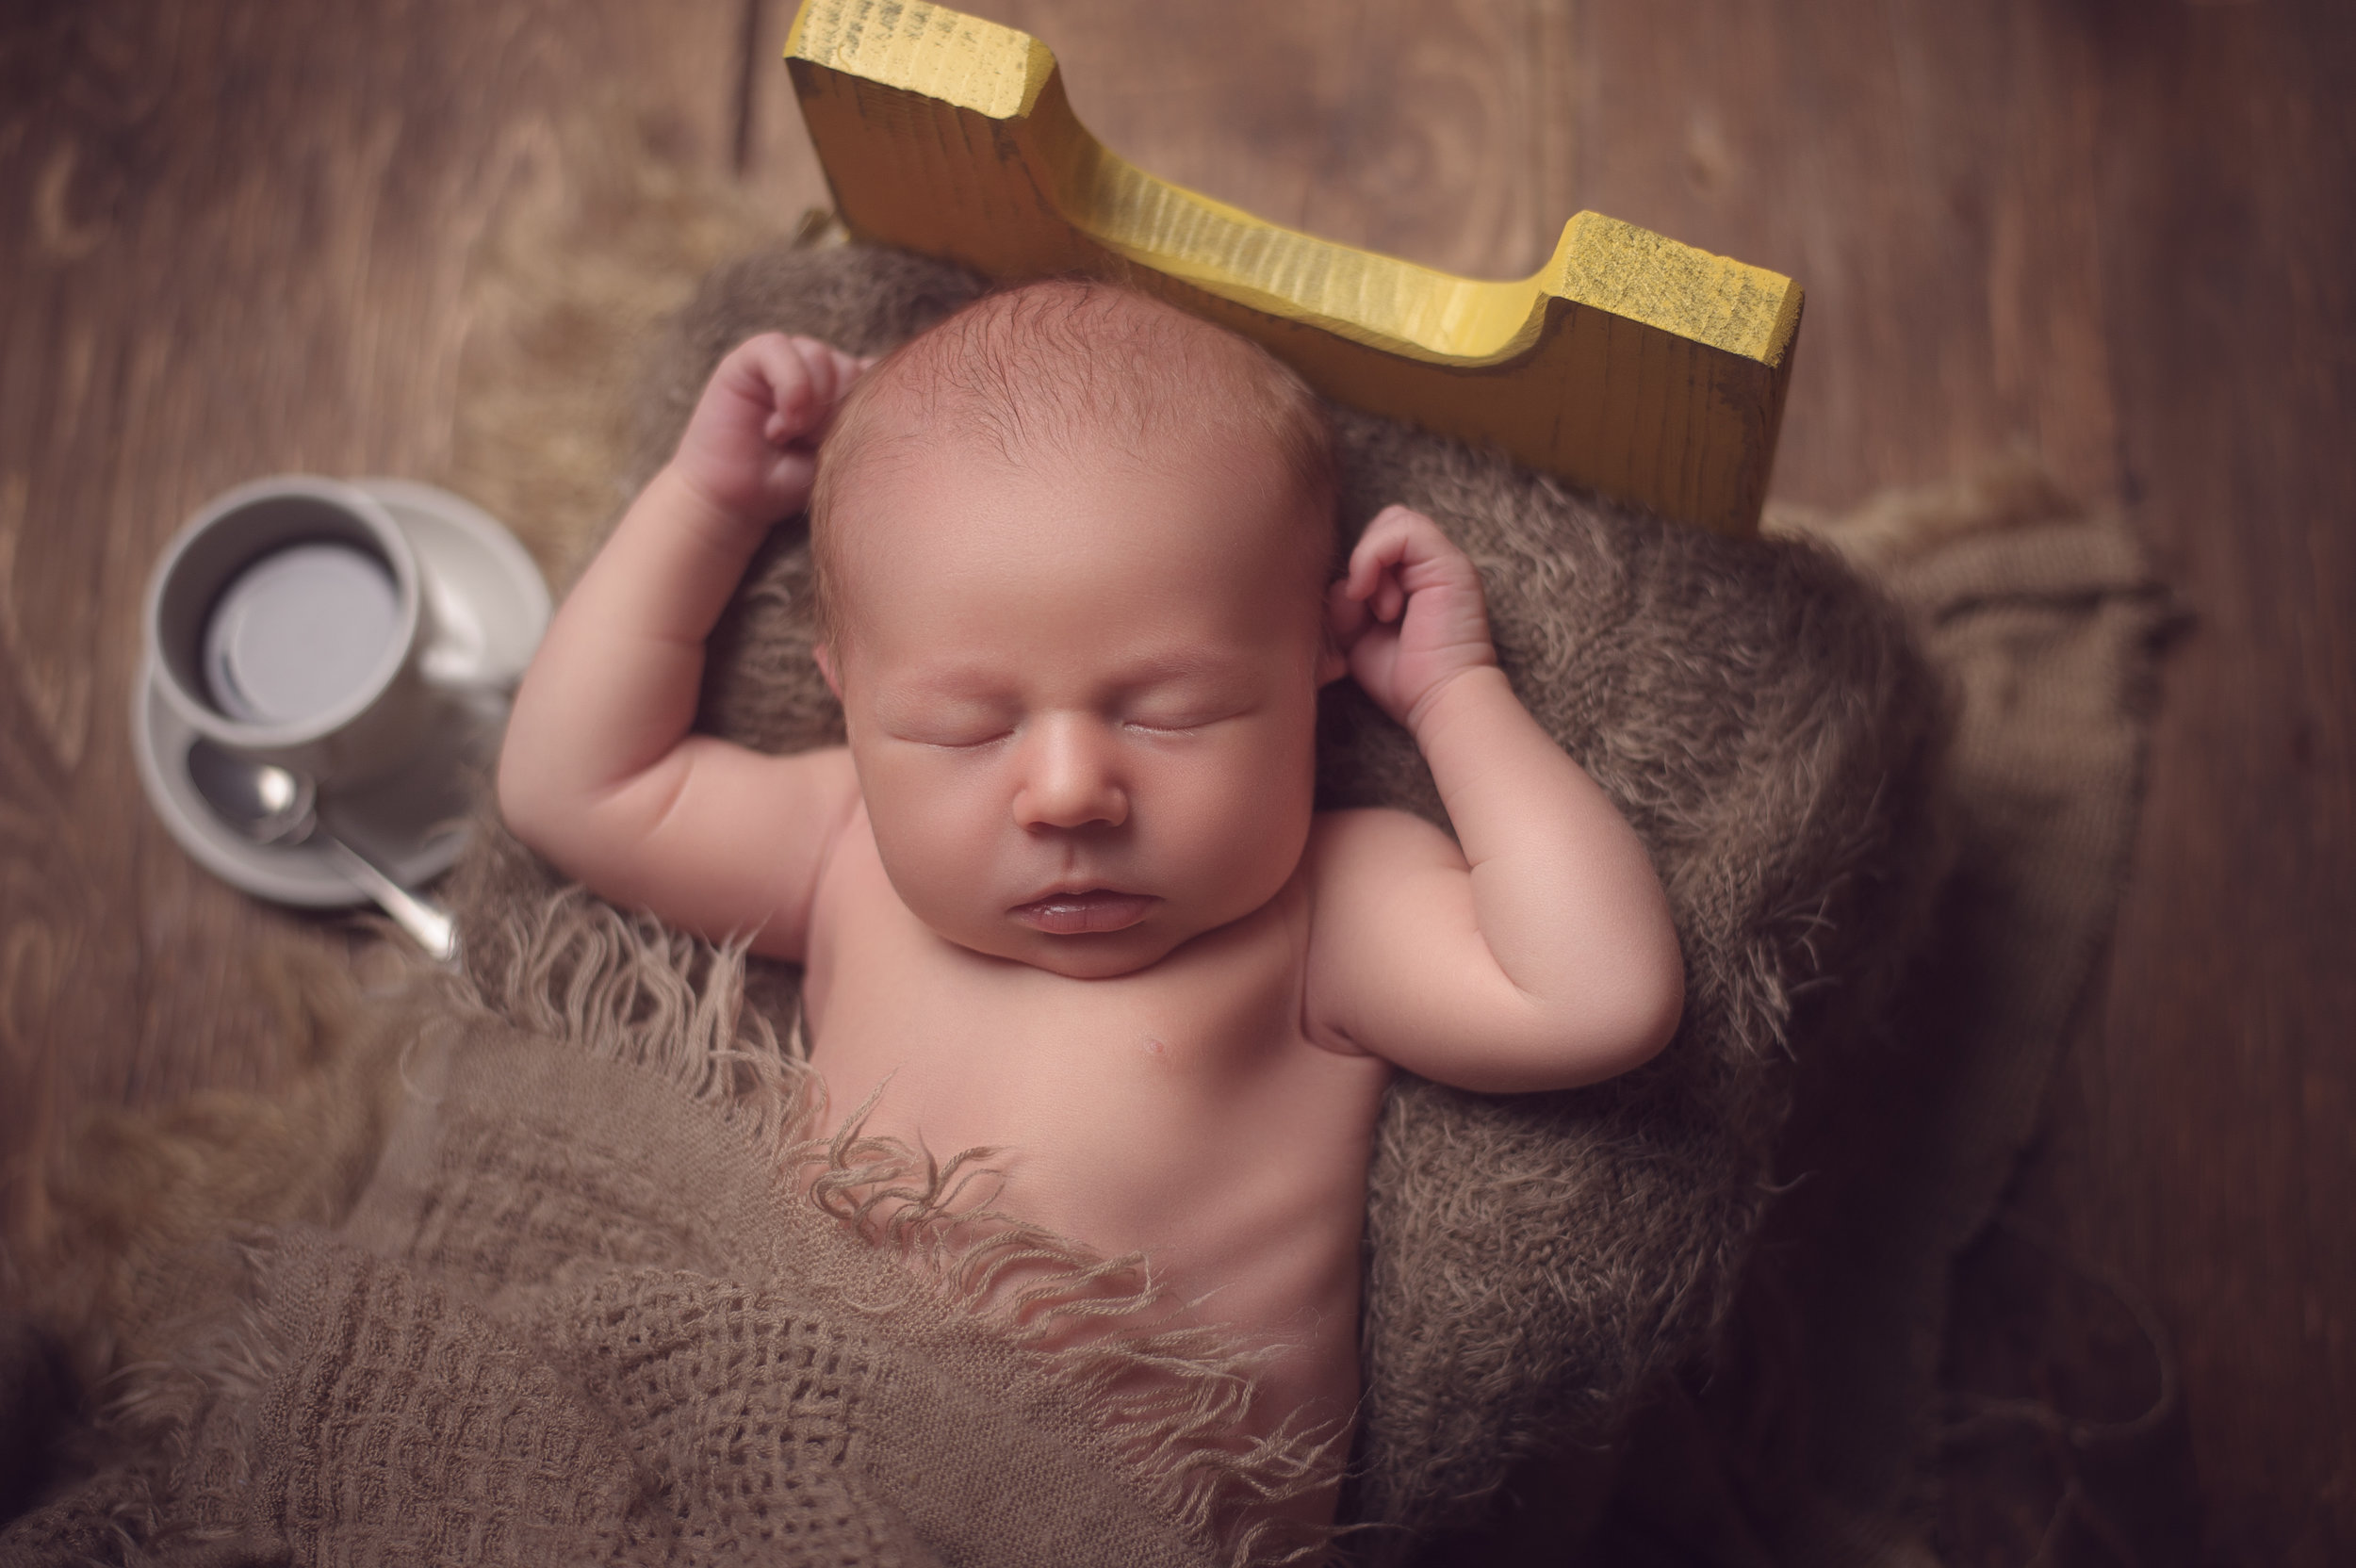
[144,476,442,789]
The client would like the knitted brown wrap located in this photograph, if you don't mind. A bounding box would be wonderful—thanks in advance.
[441,240,1951,1551]
[7,937,1317,1568]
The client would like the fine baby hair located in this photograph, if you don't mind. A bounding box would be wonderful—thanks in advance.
[810,277,1341,638]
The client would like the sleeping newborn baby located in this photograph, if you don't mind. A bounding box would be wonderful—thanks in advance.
[498,279,1683,1513]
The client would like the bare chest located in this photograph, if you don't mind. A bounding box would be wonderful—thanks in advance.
[796,817,1389,1254]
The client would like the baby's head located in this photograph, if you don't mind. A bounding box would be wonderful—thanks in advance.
[806,279,1347,978]
[810,278,1337,641]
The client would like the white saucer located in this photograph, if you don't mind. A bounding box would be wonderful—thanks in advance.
[133,479,551,909]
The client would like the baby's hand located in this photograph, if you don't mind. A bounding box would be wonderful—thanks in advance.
[1329,505,1499,730]
[670,333,869,527]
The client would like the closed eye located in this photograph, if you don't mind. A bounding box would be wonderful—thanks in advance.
[905,727,1013,749]
[880,710,1016,748]
[1121,703,1250,735]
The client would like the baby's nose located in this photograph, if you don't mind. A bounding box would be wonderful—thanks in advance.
[1012,716,1129,830]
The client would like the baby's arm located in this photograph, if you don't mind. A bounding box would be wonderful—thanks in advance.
[497,334,864,959]
[1304,506,1683,1092]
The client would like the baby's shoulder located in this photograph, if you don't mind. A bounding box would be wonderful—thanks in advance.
[1298,807,1467,960]
[1295,808,1464,1057]
[1304,805,1462,887]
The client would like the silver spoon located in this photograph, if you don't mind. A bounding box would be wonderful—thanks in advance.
[186,738,458,961]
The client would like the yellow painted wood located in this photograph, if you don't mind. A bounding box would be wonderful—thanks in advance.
[783,0,1802,535]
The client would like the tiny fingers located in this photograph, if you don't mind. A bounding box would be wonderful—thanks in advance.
[735,334,870,442]
[795,337,868,400]
[1345,507,1413,592]
[1325,577,1370,645]
[1349,505,1442,566]
[1346,504,1459,621]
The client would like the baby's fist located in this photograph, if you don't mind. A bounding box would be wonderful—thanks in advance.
[1329,505,1498,730]
[672,333,869,528]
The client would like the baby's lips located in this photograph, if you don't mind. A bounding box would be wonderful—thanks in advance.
[1010,890,1158,936]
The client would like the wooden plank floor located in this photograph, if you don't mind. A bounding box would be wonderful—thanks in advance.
[3,1,2348,1560]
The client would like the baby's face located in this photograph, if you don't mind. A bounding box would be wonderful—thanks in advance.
[821,425,1339,980]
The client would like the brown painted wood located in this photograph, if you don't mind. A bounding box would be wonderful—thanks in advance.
[1562,0,2122,513]
[0,0,776,1241]
[2020,4,2356,1561]
[3,0,2348,1560]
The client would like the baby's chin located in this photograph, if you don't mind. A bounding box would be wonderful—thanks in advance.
[974,927,1186,981]
[929,911,1196,981]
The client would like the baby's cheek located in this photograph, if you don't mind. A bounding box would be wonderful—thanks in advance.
[865,791,974,901]
[1189,783,1313,904]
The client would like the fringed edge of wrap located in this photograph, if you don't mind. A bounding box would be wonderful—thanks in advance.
[448,886,1347,1567]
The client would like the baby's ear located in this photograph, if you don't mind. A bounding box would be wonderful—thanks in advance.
[813,641,843,699]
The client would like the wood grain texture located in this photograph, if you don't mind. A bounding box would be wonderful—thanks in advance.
[3,0,2349,1560]
[2029,3,2356,1560]
[1562,0,2121,512]
[0,0,776,1248]
[784,0,1800,535]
